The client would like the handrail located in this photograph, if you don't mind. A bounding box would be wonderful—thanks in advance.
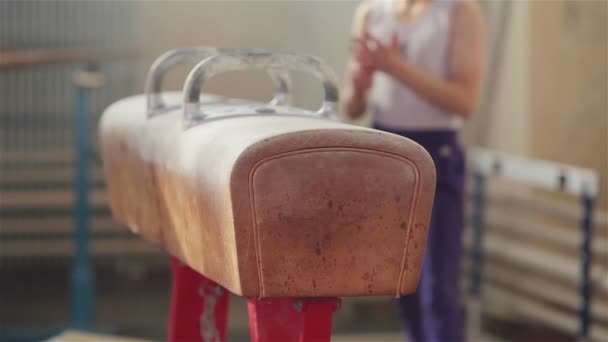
[0,48,141,70]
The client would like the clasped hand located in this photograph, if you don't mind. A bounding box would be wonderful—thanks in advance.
[350,31,404,94]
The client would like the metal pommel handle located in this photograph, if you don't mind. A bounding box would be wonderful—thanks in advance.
[145,47,291,117]
[182,52,339,127]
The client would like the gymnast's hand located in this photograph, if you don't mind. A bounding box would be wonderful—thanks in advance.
[353,31,404,76]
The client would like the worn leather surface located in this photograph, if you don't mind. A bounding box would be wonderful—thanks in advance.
[100,98,436,298]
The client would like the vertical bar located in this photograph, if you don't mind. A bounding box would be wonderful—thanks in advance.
[247,298,339,342]
[470,171,486,296]
[168,258,230,342]
[70,68,93,330]
[0,1,5,50]
[578,193,595,342]
[467,170,486,341]
[6,70,13,151]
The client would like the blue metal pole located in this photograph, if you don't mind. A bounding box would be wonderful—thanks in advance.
[578,193,595,342]
[70,65,96,330]
[466,169,486,341]
[470,170,486,298]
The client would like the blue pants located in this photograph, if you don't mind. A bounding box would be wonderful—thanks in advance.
[375,124,466,342]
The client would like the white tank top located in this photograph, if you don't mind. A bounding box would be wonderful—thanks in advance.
[368,0,462,130]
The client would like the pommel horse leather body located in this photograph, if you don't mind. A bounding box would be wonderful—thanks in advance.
[102,108,435,298]
[99,49,435,341]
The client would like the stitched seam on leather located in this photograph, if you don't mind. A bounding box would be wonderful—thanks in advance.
[247,164,264,298]
[248,147,420,298]
[397,159,421,297]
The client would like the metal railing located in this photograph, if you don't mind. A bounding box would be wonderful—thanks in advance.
[467,148,606,342]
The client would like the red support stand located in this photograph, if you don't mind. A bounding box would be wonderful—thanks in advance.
[167,257,339,342]
[168,258,230,342]
[247,298,340,342]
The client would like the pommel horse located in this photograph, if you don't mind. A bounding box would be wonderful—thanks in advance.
[99,48,436,342]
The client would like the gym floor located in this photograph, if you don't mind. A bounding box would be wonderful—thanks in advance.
[1,260,403,341]
[1,260,572,342]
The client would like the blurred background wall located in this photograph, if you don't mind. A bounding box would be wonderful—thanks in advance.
[529,0,607,206]
[131,1,357,117]
[0,1,137,148]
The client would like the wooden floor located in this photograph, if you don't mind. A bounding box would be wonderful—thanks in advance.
[47,331,152,342]
[48,330,509,342]
[46,331,407,342]
[2,264,571,342]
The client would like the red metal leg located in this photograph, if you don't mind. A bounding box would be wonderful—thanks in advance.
[247,298,340,342]
[168,257,230,342]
